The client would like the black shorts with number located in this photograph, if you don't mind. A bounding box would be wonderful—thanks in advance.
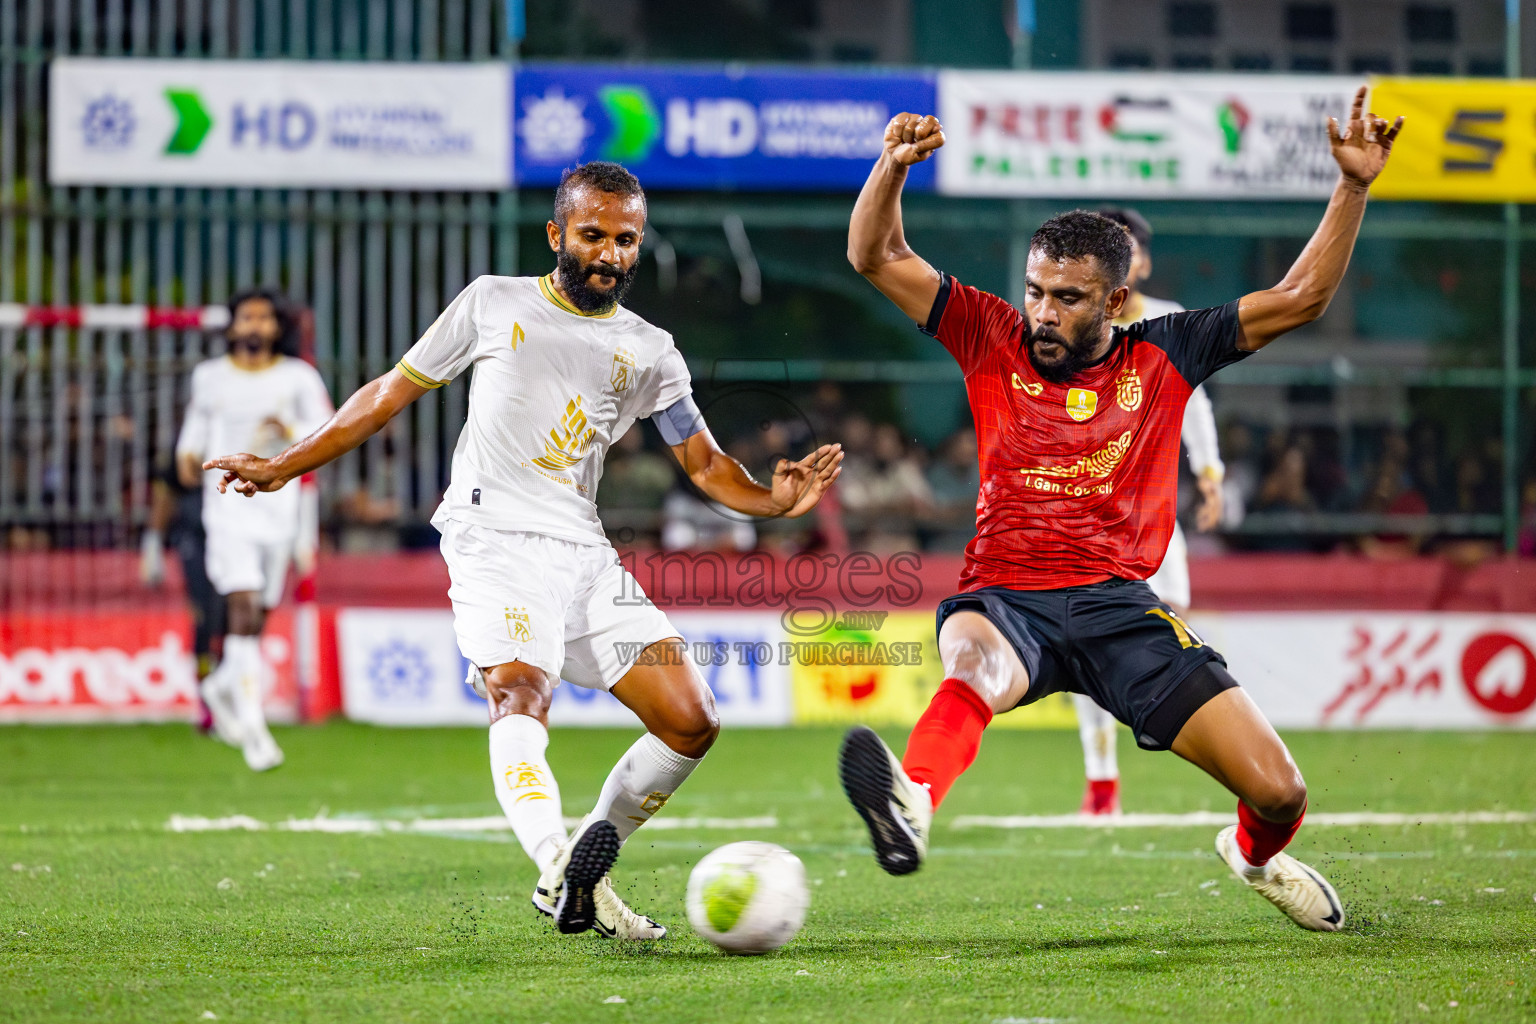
[936,578,1236,751]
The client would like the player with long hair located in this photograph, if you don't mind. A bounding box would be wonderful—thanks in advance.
[839,87,1401,931]
[175,287,331,771]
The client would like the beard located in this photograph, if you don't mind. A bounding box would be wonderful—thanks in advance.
[228,331,275,357]
[556,243,638,314]
[1026,309,1109,384]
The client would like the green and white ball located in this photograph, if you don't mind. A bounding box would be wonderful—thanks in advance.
[686,841,809,954]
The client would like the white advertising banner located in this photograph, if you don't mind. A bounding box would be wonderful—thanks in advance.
[49,58,511,189]
[1189,612,1536,729]
[936,71,1357,199]
[337,608,792,728]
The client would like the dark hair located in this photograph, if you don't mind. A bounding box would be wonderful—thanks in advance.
[1029,210,1134,290]
[227,285,301,357]
[553,161,646,229]
[1097,206,1152,251]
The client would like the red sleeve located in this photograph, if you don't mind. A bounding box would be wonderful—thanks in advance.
[920,275,1024,375]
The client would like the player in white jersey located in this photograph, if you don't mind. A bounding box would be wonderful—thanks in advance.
[175,288,334,772]
[1069,208,1226,814]
[203,163,844,941]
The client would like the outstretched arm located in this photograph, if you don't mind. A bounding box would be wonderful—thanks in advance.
[848,113,946,324]
[205,368,428,496]
[669,428,843,519]
[1238,86,1403,351]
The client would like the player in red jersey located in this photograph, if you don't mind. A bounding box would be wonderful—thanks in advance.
[838,86,1402,932]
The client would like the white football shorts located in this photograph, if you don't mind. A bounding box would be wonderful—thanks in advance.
[204,528,293,608]
[1145,520,1191,610]
[437,518,682,692]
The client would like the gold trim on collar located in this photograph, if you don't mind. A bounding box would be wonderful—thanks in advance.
[539,274,618,319]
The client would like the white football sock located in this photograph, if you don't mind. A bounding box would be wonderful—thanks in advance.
[488,714,566,873]
[1072,692,1119,781]
[587,732,703,843]
[223,635,272,744]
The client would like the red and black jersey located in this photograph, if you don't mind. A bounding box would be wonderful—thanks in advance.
[925,275,1249,592]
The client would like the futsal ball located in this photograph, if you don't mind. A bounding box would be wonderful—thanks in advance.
[686,841,809,954]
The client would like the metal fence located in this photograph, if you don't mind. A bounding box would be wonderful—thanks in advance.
[0,0,516,546]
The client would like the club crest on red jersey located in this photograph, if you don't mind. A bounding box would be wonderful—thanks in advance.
[1065,387,1098,422]
[1115,368,1143,411]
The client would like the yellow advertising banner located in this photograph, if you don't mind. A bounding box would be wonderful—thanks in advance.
[787,612,1077,730]
[1370,77,1536,202]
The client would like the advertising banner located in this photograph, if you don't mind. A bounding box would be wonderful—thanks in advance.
[786,611,1076,729]
[0,608,298,723]
[514,64,936,191]
[336,608,791,727]
[1190,612,1536,729]
[49,58,512,189]
[936,71,1356,199]
[1370,78,1536,202]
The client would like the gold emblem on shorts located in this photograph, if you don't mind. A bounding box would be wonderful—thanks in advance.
[1065,387,1098,422]
[505,606,532,643]
[611,348,636,392]
[1115,368,1143,411]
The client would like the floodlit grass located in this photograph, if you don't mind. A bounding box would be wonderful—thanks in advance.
[2,724,1534,1023]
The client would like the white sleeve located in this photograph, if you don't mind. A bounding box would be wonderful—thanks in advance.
[1181,384,1224,478]
[396,277,483,388]
[175,364,212,459]
[642,341,693,419]
[294,362,335,439]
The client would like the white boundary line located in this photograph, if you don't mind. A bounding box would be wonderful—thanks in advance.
[165,813,778,834]
[950,810,1536,829]
[158,809,1536,835]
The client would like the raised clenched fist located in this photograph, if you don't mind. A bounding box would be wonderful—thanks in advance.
[884,113,945,167]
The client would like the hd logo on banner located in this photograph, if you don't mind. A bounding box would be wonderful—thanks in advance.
[514,64,936,191]
[936,71,1357,199]
[49,58,511,189]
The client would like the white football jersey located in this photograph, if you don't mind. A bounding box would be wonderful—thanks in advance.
[398,275,692,545]
[176,355,334,541]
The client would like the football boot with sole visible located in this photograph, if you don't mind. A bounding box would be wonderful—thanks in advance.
[531,819,621,934]
[839,725,932,876]
[533,870,666,940]
[1216,825,1344,932]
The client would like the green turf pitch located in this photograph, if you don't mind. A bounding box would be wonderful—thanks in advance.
[3,724,1534,1023]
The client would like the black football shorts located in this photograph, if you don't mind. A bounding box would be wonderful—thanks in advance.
[935,578,1236,751]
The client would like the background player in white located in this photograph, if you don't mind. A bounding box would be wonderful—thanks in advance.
[204,163,844,941]
[175,288,333,771]
[1065,207,1228,815]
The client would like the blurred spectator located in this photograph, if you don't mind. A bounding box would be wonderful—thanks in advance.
[1256,444,1315,514]
[1358,429,1429,558]
[840,421,933,552]
[1219,421,1257,529]
[661,490,757,551]
[922,428,979,550]
[599,426,677,546]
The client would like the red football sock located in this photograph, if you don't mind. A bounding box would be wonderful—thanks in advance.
[901,678,993,809]
[1236,799,1306,866]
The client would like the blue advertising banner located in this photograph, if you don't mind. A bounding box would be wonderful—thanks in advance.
[514,64,936,192]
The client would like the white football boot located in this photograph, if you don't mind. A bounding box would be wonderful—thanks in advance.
[1216,825,1344,932]
[839,725,932,876]
[200,674,245,748]
[530,819,622,934]
[533,871,667,940]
